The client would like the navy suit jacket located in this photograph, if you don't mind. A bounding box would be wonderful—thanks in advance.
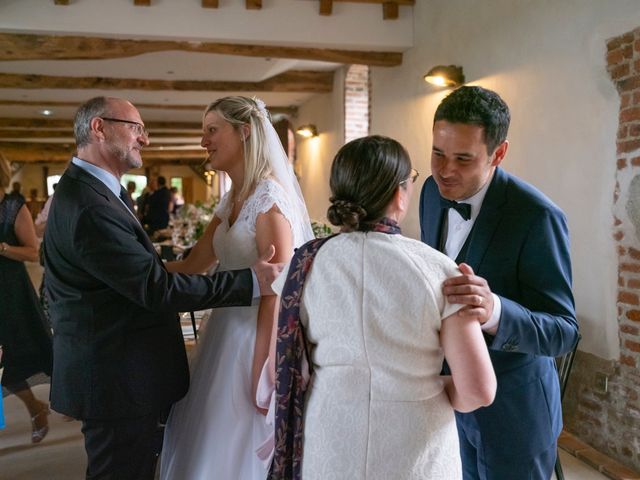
[419,167,579,461]
[45,163,253,420]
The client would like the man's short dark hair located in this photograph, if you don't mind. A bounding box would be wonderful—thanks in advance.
[434,86,510,154]
[157,176,167,186]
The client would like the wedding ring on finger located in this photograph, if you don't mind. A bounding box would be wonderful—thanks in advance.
[478,295,484,306]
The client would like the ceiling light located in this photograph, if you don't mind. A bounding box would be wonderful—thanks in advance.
[41,109,53,116]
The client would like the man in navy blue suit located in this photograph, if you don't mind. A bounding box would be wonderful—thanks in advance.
[419,86,579,479]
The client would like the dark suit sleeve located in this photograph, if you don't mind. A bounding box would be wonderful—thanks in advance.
[490,207,578,357]
[73,204,252,313]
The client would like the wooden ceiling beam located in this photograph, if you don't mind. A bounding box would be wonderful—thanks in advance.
[0,118,202,130]
[320,0,333,15]
[0,100,298,117]
[134,0,151,5]
[246,0,262,9]
[383,2,399,19]
[330,0,413,19]
[333,0,414,4]
[202,0,219,7]
[0,70,333,93]
[0,33,402,67]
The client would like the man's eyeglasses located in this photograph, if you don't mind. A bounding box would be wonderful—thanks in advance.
[400,168,420,186]
[100,117,149,138]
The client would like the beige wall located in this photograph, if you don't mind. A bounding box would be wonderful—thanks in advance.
[375,0,640,360]
[297,0,640,360]
[296,67,346,225]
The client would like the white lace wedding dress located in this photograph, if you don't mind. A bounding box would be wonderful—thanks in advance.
[160,178,302,480]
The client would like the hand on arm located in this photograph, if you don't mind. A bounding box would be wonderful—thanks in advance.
[251,206,293,413]
[1,205,39,262]
[165,216,220,274]
[443,263,494,324]
[252,245,284,296]
[441,311,496,412]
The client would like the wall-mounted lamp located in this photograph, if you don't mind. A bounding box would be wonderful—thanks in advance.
[423,65,465,88]
[296,124,319,138]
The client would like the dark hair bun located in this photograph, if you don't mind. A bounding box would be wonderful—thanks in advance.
[327,198,367,231]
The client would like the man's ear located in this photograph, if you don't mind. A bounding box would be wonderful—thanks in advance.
[91,117,106,142]
[490,140,508,167]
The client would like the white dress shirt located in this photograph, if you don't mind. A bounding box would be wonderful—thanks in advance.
[442,178,501,334]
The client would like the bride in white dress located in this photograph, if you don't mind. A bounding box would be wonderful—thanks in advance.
[159,96,313,480]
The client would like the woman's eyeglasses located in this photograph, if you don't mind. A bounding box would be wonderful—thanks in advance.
[100,117,149,138]
[400,168,420,185]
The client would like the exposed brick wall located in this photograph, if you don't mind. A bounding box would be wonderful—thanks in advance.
[344,64,370,143]
[564,26,640,471]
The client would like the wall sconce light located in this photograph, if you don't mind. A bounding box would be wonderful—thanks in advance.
[296,124,319,138]
[423,65,465,88]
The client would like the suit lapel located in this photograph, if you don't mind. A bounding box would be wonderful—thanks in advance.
[66,162,164,265]
[67,163,140,223]
[462,167,508,271]
[422,178,445,250]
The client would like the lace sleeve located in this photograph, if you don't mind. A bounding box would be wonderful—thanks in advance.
[243,179,297,240]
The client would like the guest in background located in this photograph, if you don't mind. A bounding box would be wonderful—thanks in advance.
[169,186,183,216]
[0,152,53,445]
[126,180,137,210]
[8,181,25,202]
[26,188,41,221]
[35,183,57,238]
[269,135,496,479]
[144,176,172,234]
[136,178,156,222]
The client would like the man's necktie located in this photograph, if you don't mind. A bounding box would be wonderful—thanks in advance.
[120,186,136,214]
[440,197,472,221]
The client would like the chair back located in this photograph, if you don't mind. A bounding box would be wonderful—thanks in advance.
[555,335,581,400]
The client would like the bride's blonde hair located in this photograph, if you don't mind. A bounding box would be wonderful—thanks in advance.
[204,96,272,199]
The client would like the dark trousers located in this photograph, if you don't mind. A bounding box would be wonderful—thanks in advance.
[82,413,165,480]
[458,424,557,480]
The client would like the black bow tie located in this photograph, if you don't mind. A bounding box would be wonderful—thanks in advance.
[440,198,472,221]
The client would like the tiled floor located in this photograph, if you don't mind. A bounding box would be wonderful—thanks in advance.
[0,384,610,480]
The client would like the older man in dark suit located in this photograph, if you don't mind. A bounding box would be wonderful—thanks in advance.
[419,86,579,479]
[44,96,280,480]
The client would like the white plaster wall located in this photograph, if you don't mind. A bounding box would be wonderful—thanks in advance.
[296,68,345,226]
[369,0,640,359]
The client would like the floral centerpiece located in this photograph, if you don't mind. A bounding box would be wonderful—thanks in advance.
[171,198,219,246]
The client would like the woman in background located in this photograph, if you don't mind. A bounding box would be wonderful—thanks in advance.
[270,136,497,480]
[0,153,53,444]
